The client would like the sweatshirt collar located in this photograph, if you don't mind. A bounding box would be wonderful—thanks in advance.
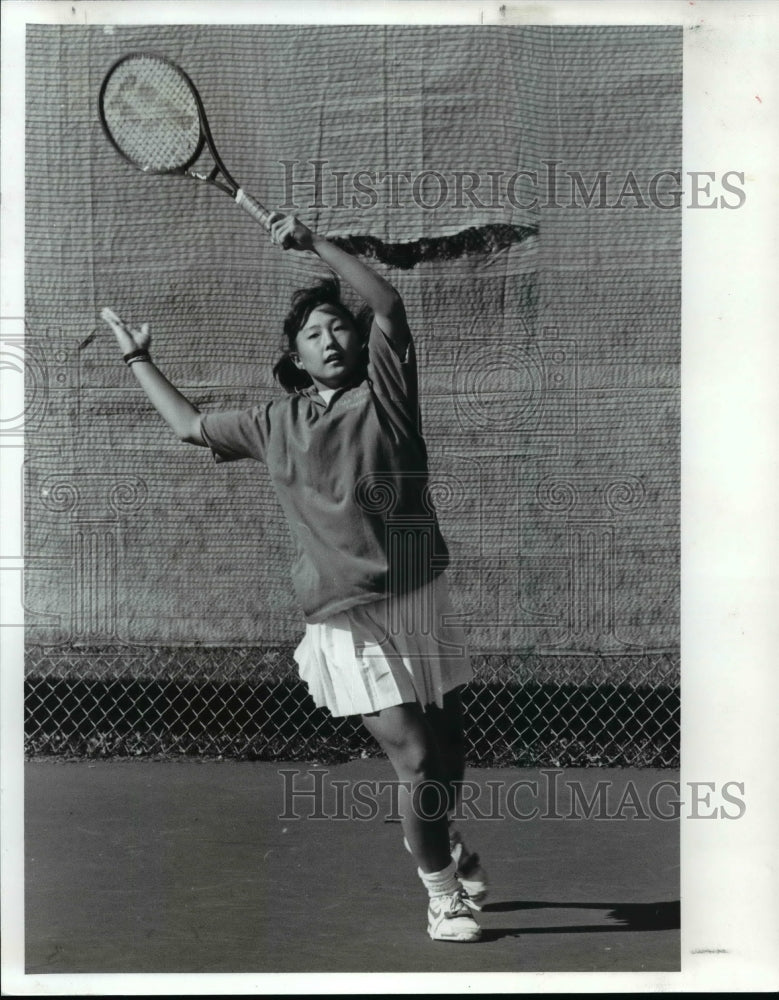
[296,365,368,405]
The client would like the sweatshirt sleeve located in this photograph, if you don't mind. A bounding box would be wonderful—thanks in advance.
[199,401,273,464]
[366,316,420,429]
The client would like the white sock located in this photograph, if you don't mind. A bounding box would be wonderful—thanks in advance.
[418,859,459,899]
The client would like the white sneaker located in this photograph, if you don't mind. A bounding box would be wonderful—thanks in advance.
[403,828,490,907]
[449,829,489,908]
[427,887,482,942]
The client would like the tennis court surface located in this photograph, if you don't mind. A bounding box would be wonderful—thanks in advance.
[25,759,679,974]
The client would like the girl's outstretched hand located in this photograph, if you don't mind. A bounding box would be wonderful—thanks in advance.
[101,307,151,355]
[268,213,315,252]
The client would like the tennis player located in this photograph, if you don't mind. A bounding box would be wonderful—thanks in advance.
[101,214,488,943]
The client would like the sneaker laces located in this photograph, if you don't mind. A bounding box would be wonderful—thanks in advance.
[438,886,480,916]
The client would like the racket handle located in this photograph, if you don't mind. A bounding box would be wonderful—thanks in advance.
[235,189,272,230]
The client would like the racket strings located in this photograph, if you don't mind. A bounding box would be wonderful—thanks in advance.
[102,55,201,172]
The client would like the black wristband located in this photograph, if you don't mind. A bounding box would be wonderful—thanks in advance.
[123,348,151,365]
[127,355,152,368]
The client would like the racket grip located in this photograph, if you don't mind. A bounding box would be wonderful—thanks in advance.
[235,189,272,230]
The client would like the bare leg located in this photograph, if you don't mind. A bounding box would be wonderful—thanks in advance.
[361,701,451,873]
[424,687,466,818]
[425,687,489,905]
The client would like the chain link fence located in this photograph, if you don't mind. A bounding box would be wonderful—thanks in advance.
[24,645,679,767]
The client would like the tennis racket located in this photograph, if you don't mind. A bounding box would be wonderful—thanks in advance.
[98,52,272,230]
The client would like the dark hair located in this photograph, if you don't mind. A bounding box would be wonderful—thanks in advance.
[273,278,372,393]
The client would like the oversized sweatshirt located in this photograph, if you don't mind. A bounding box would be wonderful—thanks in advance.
[199,316,450,622]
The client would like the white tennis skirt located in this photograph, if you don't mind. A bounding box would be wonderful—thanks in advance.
[293,574,473,718]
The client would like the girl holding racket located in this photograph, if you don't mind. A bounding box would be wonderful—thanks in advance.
[101,214,488,943]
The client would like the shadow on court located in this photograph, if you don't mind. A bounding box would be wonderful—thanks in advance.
[25,759,679,973]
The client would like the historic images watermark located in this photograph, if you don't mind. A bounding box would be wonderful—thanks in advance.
[278,768,746,822]
[279,159,747,212]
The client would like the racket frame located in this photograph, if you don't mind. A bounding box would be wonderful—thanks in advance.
[98,51,256,201]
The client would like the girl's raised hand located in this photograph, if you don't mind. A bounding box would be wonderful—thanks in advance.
[268,213,315,252]
[100,307,151,355]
